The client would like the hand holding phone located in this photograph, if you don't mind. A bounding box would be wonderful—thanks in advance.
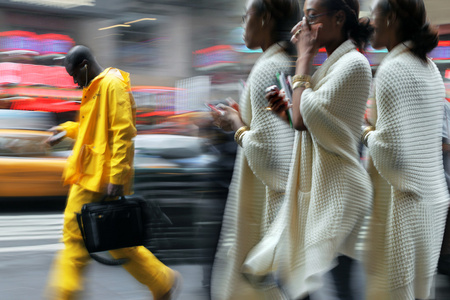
[276,72,293,127]
[226,97,239,112]
[206,103,225,116]
[46,130,67,146]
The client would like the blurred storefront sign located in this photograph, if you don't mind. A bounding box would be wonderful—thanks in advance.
[9,0,94,9]
[430,41,450,61]
[311,41,450,66]
[0,0,124,16]
[193,45,239,71]
[0,31,74,55]
[0,63,76,88]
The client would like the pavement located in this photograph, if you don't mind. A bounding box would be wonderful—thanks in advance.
[0,213,209,300]
[1,213,450,299]
[0,250,210,300]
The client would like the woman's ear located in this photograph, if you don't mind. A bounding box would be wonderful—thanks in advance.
[336,10,346,26]
[387,11,397,27]
[262,11,272,27]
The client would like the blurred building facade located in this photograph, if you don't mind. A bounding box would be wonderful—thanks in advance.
[0,0,448,111]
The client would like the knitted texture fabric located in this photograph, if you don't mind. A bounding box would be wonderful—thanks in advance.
[211,43,295,300]
[242,40,373,299]
[365,42,449,300]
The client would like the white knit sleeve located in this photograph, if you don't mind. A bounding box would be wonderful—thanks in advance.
[366,64,407,188]
[241,60,294,192]
[301,56,371,154]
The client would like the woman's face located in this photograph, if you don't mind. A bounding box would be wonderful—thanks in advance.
[242,0,264,49]
[370,0,390,49]
[303,0,341,48]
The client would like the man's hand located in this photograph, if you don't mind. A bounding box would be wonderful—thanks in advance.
[46,126,66,146]
[107,183,124,197]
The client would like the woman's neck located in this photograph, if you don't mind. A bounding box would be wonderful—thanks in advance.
[261,37,277,52]
[325,36,347,57]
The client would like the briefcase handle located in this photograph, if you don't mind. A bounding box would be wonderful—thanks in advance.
[76,201,129,266]
[100,195,126,202]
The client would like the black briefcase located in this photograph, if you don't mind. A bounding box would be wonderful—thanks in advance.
[76,195,171,265]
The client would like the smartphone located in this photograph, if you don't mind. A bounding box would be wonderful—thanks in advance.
[276,72,294,128]
[205,103,225,115]
[47,130,67,146]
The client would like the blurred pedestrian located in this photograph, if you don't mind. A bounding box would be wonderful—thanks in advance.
[361,0,449,298]
[44,45,180,300]
[242,0,373,299]
[439,100,450,276]
[210,0,299,299]
[191,112,238,289]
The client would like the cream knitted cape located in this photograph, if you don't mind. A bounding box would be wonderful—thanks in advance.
[242,40,373,299]
[365,42,449,300]
[211,43,295,300]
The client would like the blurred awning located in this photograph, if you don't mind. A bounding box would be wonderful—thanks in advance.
[137,111,175,118]
[1,87,81,99]
[10,98,80,113]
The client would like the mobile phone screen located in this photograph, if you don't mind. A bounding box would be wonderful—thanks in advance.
[206,104,224,114]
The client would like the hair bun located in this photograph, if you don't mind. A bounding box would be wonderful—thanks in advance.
[410,21,438,61]
[350,17,373,51]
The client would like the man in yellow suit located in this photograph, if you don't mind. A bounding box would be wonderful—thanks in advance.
[45,45,181,300]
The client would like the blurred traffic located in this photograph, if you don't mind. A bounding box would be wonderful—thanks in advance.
[0,107,236,264]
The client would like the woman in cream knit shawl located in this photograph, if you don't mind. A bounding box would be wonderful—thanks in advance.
[242,0,374,299]
[361,0,449,299]
[210,0,299,299]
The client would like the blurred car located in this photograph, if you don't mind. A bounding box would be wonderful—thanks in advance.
[0,109,232,264]
[0,109,212,196]
[0,109,71,197]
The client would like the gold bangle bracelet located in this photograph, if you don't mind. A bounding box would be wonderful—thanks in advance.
[237,131,248,147]
[234,126,250,147]
[292,74,311,84]
[361,126,375,146]
[292,81,311,90]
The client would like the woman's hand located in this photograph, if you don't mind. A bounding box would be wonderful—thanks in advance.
[265,85,290,122]
[291,17,322,60]
[211,100,245,132]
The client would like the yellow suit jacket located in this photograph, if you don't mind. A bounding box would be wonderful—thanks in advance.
[60,67,136,194]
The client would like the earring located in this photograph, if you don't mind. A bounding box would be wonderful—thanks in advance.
[84,65,88,87]
[337,21,341,25]
[262,20,264,26]
[387,20,390,27]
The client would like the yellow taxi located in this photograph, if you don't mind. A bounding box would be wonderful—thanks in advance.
[0,110,72,197]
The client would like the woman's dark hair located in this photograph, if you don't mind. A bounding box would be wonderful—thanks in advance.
[253,0,301,54]
[379,0,438,62]
[321,0,373,51]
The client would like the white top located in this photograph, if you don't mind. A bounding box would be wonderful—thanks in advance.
[242,40,373,299]
[442,100,450,186]
[211,43,295,300]
[365,42,449,299]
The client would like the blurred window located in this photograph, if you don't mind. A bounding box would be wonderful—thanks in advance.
[117,21,163,69]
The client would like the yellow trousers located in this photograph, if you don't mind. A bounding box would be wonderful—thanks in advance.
[46,184,174,300]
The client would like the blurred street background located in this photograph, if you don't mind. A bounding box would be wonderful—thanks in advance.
[0,0,449,299]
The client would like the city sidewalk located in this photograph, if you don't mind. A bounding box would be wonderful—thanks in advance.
[82,262,210,300]
[1,248,449,299]
[0,250,210,300]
